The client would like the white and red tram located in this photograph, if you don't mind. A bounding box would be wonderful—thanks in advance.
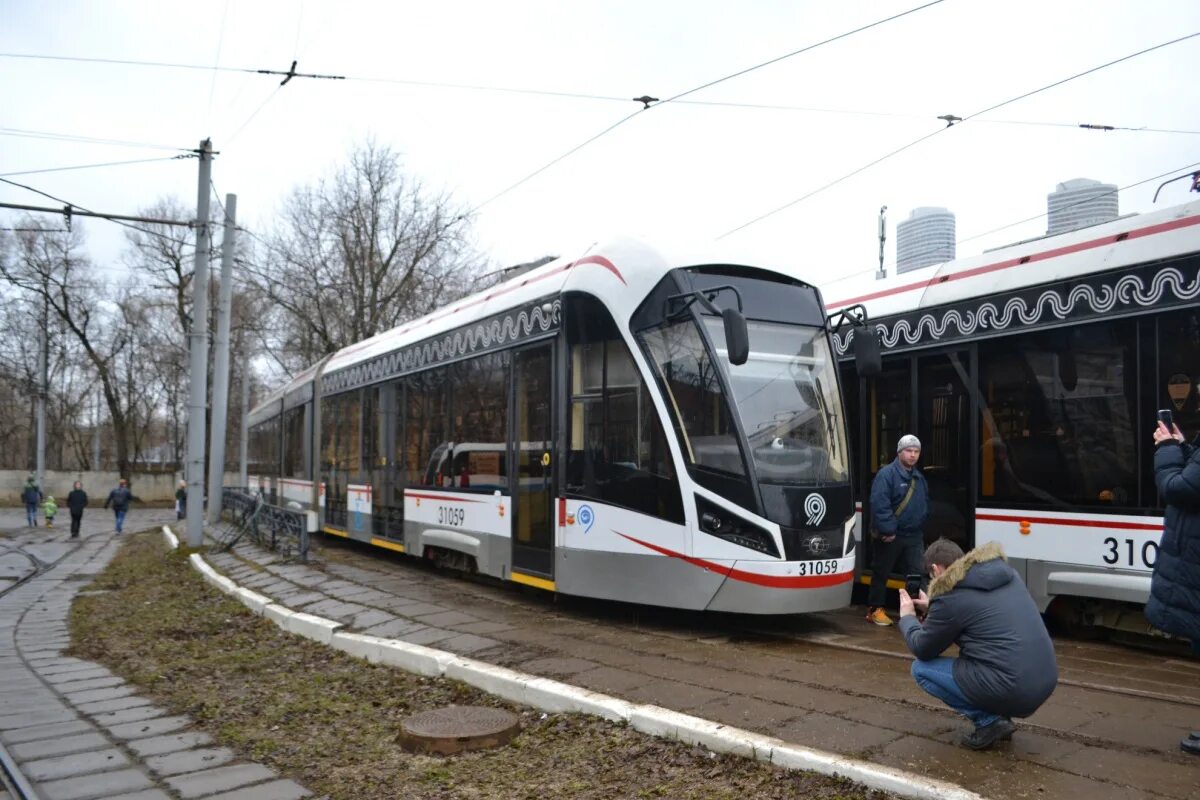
[247,239,877,614]
[826,199,1200,630]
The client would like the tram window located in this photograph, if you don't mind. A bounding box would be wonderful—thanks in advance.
[977,321,1138,508]
[320,394,337,471]
[839,364,861,482]
[249,417,280,478]
[362,387,388,470]
[448,353,510,491]
[1157,310,1200,449]
[337,391,362,474]
[282,405,306,478]
[404,368,449,486]
[641,319,746,477]
[869,362,910,473]
[566,294,684,523]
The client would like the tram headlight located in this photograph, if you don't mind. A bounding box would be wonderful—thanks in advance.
[695,497,780,558]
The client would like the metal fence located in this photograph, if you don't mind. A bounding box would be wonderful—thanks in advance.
[218,487,311,561]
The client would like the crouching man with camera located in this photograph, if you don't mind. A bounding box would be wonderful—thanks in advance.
[899,538,1059,750]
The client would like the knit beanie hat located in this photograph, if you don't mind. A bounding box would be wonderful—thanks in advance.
[897,434,921,452]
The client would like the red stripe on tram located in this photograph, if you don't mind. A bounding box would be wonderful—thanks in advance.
[616,533,852,589]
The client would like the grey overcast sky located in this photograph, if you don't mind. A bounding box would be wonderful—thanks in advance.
[2,0,1199,287]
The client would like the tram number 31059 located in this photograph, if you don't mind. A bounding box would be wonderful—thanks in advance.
[1101,536,1158,569]
[437,506,465,527]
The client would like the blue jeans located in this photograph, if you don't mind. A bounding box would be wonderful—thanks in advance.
[26,501,38,526]
[911,657,1000,728]
[114,508,127,533]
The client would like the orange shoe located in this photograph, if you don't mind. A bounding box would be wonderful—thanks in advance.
[866,607,894,626]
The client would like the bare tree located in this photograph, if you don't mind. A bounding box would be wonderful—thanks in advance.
[243,141,483,375]
[0,219,140,477]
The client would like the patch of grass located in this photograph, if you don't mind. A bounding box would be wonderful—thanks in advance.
[68,533,893,800]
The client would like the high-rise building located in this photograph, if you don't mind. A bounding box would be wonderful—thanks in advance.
[1046,178,1118,235]
[896,207,956,273]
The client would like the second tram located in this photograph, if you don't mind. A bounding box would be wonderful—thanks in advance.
[826,198,1200,631]
[247,239,878,614]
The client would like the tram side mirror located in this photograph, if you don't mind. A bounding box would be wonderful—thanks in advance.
[722,308,749,366]
[854,326,882,377]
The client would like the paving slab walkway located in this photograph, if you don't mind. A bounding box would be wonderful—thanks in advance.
[0,509,312,800]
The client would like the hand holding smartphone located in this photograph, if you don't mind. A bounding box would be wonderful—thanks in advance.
[904,574,923,597]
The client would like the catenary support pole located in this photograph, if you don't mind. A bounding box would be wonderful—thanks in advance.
[35,295,47,494]
[239,369,249,489]
[92,397,100,469]
[207,193,236,524]
[185,139,213,548]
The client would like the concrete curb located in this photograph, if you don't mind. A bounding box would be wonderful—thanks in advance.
[179,536,983,800]
[162,526,179,550]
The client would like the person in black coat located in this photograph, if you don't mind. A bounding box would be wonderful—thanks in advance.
[898,538,1058,750]
[1150,419,1200,756]
[66,481,88,539]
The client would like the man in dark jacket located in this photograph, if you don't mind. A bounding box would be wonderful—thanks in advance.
[67,481,88,539]
[104,479,134,534]
[21,476,42,528]
[899,538,1058,750]
[866,434,930,626]
[1149,419,1200,756]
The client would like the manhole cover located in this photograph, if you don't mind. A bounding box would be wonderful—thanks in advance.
[397,706,520,755]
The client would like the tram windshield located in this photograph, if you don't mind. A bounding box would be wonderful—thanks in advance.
[705,318,849,485]
[641,309,849,486]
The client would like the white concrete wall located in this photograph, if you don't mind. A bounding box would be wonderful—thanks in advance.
[0,470,179,505]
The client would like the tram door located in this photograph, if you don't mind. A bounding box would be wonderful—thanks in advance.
[917,351,973,552]
[511,344,555,581]
[865,362,912,570]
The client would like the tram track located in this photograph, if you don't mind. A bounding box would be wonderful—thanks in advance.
[0,537,59,800]
[756,627,1200,708]
[0,543,52,600]
[317,534,1200,710]
[0,741,41,800]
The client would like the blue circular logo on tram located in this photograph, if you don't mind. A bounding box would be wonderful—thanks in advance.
[578,504,595,533]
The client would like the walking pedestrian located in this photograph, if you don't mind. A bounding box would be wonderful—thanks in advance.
[175,480,187,520]
[866,434,930,626]
[104,478,135,535]
[67,480,88,539]
[899,538,1058,750]
[21,476,42,528]
[1149,417,1200,756]
[42,495,57,528]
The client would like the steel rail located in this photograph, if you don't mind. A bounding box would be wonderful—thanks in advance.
[0,740,42,799]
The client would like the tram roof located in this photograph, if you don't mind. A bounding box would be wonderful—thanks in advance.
[248,237,778,421]
[821,198,1200,322]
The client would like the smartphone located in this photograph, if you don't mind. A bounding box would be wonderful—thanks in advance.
[1157,409,1174,429]
[904,574,923,597]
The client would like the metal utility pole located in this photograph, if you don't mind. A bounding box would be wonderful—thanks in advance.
[35,296,47,491]
[239,371,249,488]
[185,139,213,548]
[207,194,237,524]
[92,397,101,469]
[876,205,888,281]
